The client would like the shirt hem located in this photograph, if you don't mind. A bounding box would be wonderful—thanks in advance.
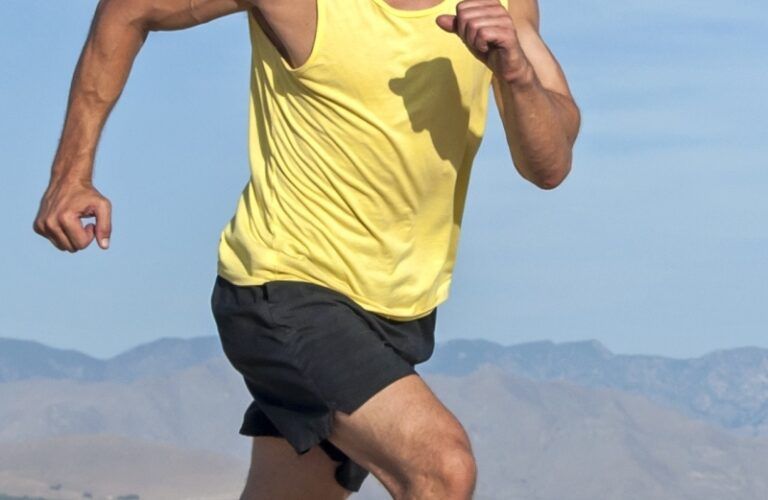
[216,261,449,322]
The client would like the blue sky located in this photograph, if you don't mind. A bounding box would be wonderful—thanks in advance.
[1,0,766,359]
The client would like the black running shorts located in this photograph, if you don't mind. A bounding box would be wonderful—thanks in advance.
[210,275,437,492]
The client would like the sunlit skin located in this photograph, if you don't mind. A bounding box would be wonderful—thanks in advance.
[31,1,579,497]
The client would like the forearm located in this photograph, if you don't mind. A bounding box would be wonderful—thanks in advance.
[495,64,580,189]
[36,0,247,253]
[50,0,248,186]
[51,0,151,185]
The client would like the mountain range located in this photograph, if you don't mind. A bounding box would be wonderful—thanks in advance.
[2,335,768,499]
[4,335,768,435]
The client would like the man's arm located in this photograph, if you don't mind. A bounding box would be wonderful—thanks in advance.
[436,0,580,189]
[33,0,250,252]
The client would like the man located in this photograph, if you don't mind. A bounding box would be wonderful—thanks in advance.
[34,0,579,498]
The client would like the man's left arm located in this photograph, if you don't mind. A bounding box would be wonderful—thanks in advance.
[436,0,580,189]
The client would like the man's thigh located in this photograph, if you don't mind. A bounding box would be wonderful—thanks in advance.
[241,436,352,500]
[325,373,474,496]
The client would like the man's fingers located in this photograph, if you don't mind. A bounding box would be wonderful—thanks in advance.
[84,223,96,240]
[33,220,45,237]
[455,7,490,41]
[473,24,509,52]
[437,1,513,54]
[61,213,95,251]
[46,231,67,252]
[453,1,505,38]
[94,198,112,249]
[465,18,505,51]
[45,218,75,252]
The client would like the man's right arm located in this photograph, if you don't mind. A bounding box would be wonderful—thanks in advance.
[34,0,251,252]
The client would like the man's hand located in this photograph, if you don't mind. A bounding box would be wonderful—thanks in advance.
[34,179,112,253]
[435,0,530,85]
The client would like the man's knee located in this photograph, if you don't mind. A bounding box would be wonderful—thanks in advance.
[405,437,477,498]
[440,442,477,491]
[325,374,477,498]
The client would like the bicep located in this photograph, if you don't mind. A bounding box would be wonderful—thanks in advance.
[118,0,251,31]
[185,0,253,27]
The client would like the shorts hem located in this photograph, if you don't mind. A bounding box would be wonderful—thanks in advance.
[336,361,417,415]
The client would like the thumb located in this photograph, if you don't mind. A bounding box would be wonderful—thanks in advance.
[94,198,112,250]
[435,14,456,33]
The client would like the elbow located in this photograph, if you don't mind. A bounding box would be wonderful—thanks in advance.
[535,110,580,190]
[535,169,568,190]
[529,156,572,190]
[535,176,564,190]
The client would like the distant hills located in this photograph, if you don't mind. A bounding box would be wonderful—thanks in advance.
[0,337,222,383]
[427,338,768,435]
[2,336,768,499]
[0,356,250,456]
[4,335,768,435]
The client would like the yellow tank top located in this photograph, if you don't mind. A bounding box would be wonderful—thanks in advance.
[216,0,507,320]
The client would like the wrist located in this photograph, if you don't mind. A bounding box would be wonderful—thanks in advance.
[51,144,95,186]
[50,163,93,188]
[497,58,537,91]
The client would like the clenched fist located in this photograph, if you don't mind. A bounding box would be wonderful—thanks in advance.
[33,179,112,253]
[436,0,531,84]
